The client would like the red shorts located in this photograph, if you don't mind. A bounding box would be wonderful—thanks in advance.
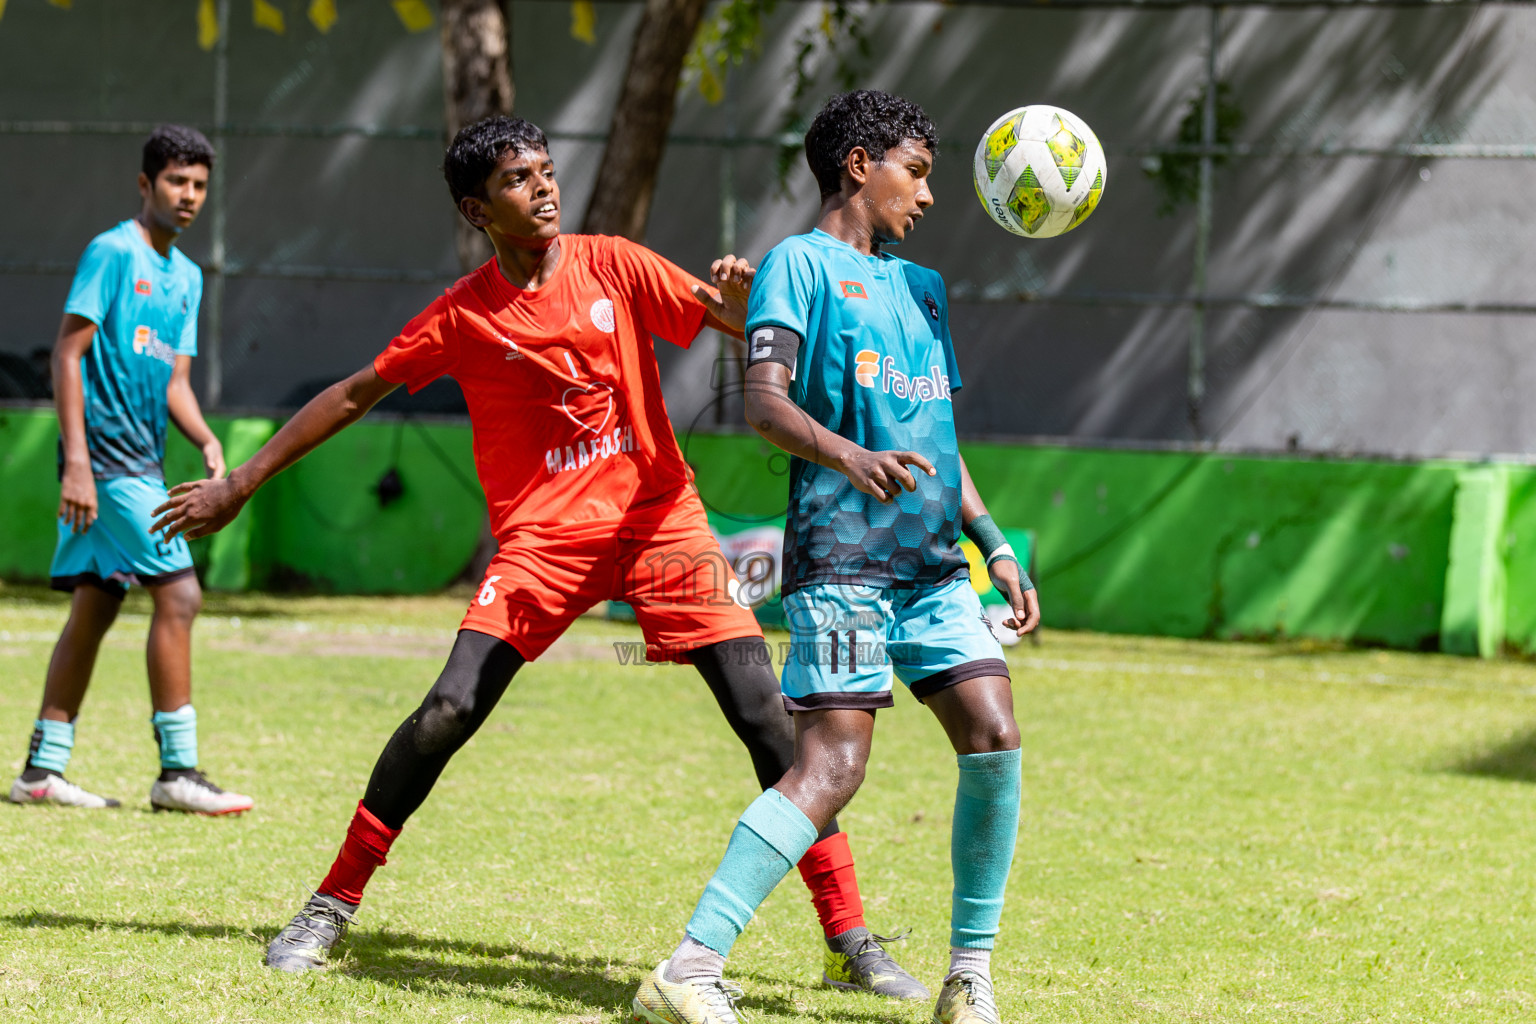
[460,486,763,662]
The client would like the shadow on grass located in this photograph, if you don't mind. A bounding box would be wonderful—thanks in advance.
[0,911,875,1020]
[2,911,258,943]
[338,928,659,1012]
[1448,727,1536,783]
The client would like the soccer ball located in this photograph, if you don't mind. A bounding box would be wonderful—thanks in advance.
[973,105,1106,238]
[982,602,1024,647]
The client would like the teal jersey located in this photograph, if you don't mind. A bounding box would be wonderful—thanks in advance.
[62,220,202,479]
[746,229,967,594]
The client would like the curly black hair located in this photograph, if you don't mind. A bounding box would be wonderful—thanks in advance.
[443,116,550,210]
[804,90,938,200]
[142,125,215,182]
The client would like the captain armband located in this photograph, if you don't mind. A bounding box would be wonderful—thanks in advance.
[964,513,1035,593]
[746,324,801,376]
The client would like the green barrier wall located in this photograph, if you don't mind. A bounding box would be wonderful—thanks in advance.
[252,419,484,593]
[0,407,483,595]
[0,409,68,583]
[5,406,1536,655]
[1505,470,1536,654]
[961,445,1461,649]
[684,431,1536,656]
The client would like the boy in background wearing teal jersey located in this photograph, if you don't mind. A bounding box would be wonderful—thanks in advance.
[8,126,253,816]
[632,91,1041,1024]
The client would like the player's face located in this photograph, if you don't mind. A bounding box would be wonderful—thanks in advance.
[473,147,560,245]
[862,139,934,245]
[137,160,209,235]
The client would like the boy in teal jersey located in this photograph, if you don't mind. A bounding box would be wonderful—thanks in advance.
[632,91,1041,1024]
[8,126,253,816]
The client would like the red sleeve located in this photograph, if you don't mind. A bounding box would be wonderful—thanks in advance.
[374,292,461,393]
[609,236,709,349]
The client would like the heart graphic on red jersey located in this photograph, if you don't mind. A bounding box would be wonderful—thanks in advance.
[560,381,616,434]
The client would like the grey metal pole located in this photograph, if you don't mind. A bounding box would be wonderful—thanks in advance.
[715,66,738,427]
[1188,3,1219,439]
[206,0,230,410]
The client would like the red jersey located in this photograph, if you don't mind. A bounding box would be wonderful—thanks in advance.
[374,234,709,540]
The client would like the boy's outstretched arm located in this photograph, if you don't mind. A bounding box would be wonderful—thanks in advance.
[743,359,935,504]
[959,455,1041,637]
[151,363,399,540]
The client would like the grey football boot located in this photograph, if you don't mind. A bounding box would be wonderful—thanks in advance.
[822,927,931,1000]
[264,892,358,972]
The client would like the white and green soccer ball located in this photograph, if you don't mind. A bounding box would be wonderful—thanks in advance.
[973,105,1106,239]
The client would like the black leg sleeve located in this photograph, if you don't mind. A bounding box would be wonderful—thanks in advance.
[362,629,524,830]
[688,635,840,842]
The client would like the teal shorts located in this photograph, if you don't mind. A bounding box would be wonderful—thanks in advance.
[780,576,1009,711]
[50,474,194,599]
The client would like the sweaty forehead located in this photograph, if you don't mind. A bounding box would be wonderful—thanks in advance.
[495,147,554,173]
[884,139,933,165]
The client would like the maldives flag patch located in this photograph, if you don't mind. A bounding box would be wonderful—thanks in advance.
[839,280,868,300]
[135,279,152,296]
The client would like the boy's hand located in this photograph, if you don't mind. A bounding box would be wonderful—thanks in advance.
[989,557,1041,637]
[202,438,226,480]
[59,462,98,533]
[152,476,246,541]
[837,448,936,504]
[692,254,755,332]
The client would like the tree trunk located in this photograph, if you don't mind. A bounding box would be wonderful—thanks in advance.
[440,0,513,272]
[441,0,512,583]
[580,0,711,241]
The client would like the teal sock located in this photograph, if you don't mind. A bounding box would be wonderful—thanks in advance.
[151,705,198,771]
[28,719,74,775]
[684,788,819,956]
[951,748,1023,949]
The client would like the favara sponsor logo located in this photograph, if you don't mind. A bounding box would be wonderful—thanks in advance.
[853,349,952,403]
[132,326,177,367]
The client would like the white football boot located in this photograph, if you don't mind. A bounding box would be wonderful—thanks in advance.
[149,769,254,815]
[631,960,745,1024]
[9,772,121,808]
[933,970,1001,1024]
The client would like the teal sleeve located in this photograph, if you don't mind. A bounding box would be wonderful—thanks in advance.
[63,234,124,327]
[177,268,203,357]
[746,242,817,341]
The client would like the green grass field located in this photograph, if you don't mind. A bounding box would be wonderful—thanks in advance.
[4,583,1536,1022]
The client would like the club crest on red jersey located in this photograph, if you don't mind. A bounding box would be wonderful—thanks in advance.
[589,298,616,333]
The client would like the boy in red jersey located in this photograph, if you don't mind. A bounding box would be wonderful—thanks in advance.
[152,116,925,998]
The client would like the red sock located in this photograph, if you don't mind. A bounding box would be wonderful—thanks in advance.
[318,801,402,905]
[796,831,866,937]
